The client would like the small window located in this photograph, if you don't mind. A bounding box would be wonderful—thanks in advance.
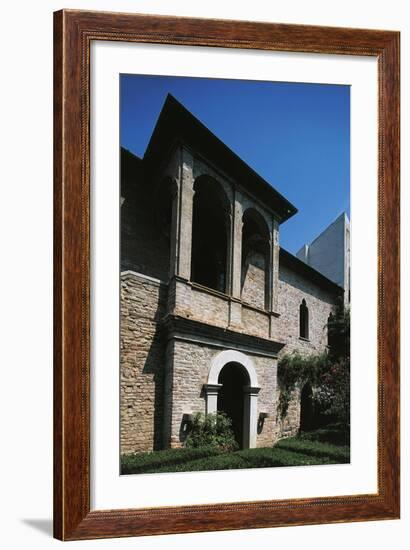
[327,313,334,347]
[299,299,309,339]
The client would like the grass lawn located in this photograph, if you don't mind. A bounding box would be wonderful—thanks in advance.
[121,426,350,475]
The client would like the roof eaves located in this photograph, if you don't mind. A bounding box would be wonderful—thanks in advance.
[143,94,298,223]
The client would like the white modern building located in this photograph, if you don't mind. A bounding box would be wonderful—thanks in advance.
[296,212,350,304]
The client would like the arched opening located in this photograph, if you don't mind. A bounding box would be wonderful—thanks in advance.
[300,383,314,432]
[217,362,250,449]
[205,350,260,449]
[299,299,309,339]
[191,175,230,293]
[241,208,270,310]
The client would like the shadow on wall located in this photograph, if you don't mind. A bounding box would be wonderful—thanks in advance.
[121,148,173,451]
[141,283,169,450]
[179,413,194,444]
[120,148,171,281]
[120,278,169,452]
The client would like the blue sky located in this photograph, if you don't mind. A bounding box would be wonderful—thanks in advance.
[120,74,350,254]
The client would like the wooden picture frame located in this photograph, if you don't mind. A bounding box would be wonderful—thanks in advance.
[53,9,400,541]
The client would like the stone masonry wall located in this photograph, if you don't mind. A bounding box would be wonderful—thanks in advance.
[276,386,303,439]
[275,264,336,437]
[120,272,168,453]
[277,264,335,354]
[241,250,266,310]
[168,340,280,449]
[171,279,271,340]
[120,263,338,453]
[241,305,270,339]
[174,281,229,328]
[253,355,281,447]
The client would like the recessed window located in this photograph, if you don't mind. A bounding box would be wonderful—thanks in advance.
[299,299,309,339]
[191,175,230,293]
[241,208,270,311]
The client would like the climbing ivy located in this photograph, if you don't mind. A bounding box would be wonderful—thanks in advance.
[277,352,327,419]
[278,299,350,423]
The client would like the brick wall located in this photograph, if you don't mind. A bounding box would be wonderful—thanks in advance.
[120,272,168,453]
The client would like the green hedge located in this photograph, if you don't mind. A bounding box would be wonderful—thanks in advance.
[299,425,350,446]
[150,452,249,473]
[121,427,350,475]
[121,445,220,475]
[274,438,350,463]
[136,445,346,474]
[236,447,338,468]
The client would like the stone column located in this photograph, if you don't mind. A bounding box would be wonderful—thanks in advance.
[168,181,180,278]
[268,218,280,313]
[231,193,244,299]
[170,147,194,280]
[203,384,222,414]
[243,386,261,449]
[172,147,195,280]
[229,191,243,328]
[224,211,233,294]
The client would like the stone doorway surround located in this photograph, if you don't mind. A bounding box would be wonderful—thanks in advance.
[203,350,260,449]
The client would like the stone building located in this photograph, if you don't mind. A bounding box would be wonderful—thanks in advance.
[120,94,344,454]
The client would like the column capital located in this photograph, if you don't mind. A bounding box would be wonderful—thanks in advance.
[243,385,261,396]
[203,383,222,395]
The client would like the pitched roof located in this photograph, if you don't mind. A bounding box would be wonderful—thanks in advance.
[143,94,298,224]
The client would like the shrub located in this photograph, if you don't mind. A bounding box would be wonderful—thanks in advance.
[184,412,238,453]
[314,357,350,425]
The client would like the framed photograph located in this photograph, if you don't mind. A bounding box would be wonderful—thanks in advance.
[54,9,400,540]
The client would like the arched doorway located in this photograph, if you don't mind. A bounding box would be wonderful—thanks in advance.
[300,383,314,432]
[217,362,250,448]
[203,350,260,449]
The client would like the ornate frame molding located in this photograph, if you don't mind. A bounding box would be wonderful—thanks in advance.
[54,9,400,540]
